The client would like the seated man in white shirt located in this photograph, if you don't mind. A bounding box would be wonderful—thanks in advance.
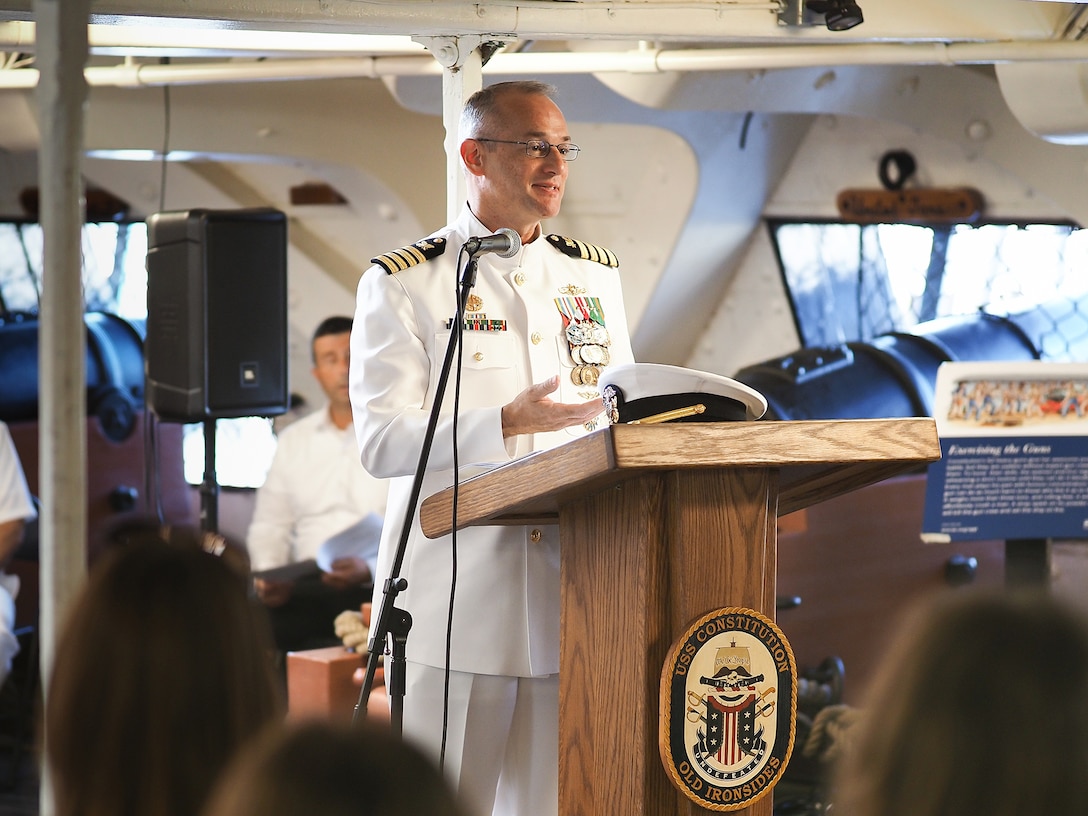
[0,420,36,687]
[246,316,388,655]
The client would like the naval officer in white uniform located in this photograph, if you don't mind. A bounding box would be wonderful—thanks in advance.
[349,80,635,816]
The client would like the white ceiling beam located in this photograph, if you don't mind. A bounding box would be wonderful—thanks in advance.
[6,0,1065,45]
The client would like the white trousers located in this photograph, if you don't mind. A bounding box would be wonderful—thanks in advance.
[402,662,559,816]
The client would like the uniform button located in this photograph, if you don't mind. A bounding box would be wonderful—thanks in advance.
[473,352,484,361]
[514,272,526,286]
[529,529,543,543]
[531,332,542,345]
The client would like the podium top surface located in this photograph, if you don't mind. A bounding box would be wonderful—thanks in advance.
[420,417,940,538]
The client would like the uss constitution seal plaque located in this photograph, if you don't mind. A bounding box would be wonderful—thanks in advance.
[660,607,797,811]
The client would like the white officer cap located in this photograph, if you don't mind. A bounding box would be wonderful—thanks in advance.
[600,363,768,424]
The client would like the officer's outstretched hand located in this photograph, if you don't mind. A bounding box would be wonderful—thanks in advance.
[501,375,603,438]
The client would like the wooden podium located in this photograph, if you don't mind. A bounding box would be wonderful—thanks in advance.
[420,418,940,816]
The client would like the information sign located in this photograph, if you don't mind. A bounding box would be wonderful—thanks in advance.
[922,362,1088,542]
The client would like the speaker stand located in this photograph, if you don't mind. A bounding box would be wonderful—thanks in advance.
[199,417,219,535]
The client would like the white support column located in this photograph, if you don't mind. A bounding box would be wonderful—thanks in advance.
[414,36,491,222]
[441,59,479,223]
[33,0,89,727]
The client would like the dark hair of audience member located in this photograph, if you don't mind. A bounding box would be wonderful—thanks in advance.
[203,719,469,816]
[45,519,284,816]
[312,314,352,358]
[833,589,1088,816]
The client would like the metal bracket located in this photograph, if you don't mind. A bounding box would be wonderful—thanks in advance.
[777,0,821,27]
[414,35,513,70]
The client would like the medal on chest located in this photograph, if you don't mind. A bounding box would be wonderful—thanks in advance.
[555,292,612,386]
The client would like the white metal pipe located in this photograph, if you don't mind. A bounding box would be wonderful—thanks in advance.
[84,55,441,86]
[490,39,1088,70]
[5,38,1088,90]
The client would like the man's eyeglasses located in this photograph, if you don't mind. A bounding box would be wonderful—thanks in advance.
[475,138,581,162]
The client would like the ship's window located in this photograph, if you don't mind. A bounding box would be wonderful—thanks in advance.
[768,220,1088,359]
[0,220,276,489]
[0,220,149,320]
[182,418,277,489]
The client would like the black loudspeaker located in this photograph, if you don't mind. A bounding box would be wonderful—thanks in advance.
[145,208,289,422]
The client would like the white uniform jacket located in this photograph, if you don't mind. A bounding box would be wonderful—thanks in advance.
[349,206,634,677]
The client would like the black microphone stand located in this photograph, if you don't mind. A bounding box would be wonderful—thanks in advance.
[354,247,480,733]
[199,417,219,535]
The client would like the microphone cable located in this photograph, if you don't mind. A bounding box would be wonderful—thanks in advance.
[439,242,473,772]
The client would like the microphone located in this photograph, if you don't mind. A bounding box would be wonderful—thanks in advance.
[464,228,521,259]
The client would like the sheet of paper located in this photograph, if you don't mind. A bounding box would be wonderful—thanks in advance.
[316,512,384,572]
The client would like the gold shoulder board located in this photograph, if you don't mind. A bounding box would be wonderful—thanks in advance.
[545,234,619,268]
[371,237,447,274]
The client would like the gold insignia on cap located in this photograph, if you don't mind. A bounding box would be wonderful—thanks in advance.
[546,234,619,268]
[371,237,447,275]
[630,404,707,425]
